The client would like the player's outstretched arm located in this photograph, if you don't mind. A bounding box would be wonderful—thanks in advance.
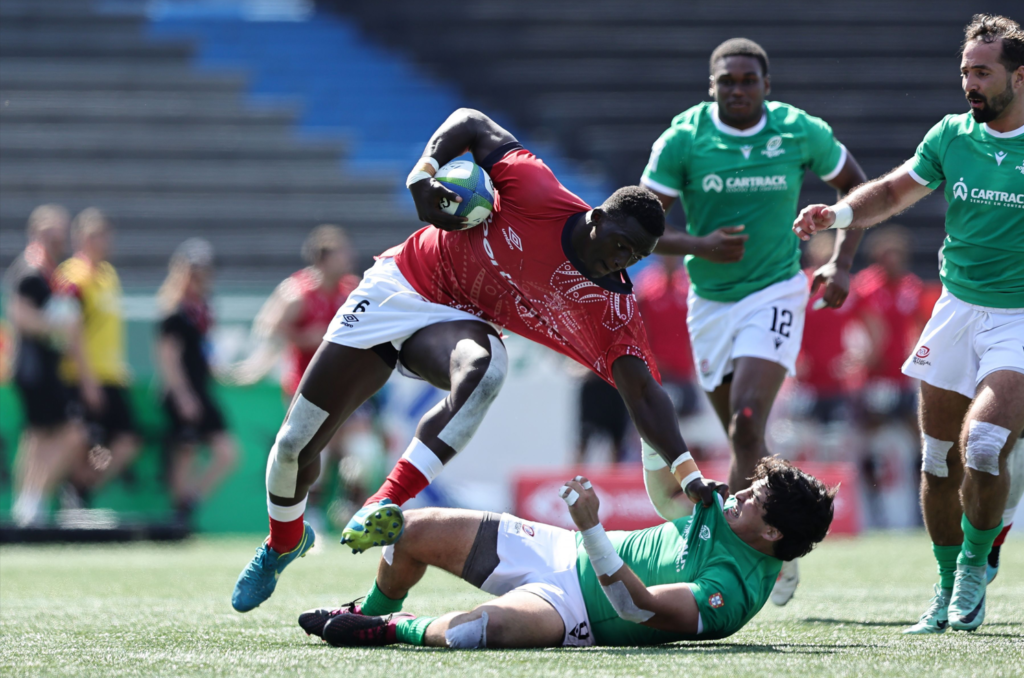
[407,109,518,231]
[561,477,701,636]
[612,356,727,507]
[793,160,932,241]
[811,150,869,308]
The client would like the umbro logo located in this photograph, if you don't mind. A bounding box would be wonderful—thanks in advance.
[569,621,590,640]
[343,314,359,323]
[503,227,523,251]
[993,151,1007,166]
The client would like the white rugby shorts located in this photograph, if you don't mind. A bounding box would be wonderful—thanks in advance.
[480,513,595,648]
[687,272,809,391]
[902,287,1024,399]
[324,257,498,357]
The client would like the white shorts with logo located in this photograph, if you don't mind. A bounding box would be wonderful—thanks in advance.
[480,513,594,647]
[901,287,1024,399]
[324,257,498,356]
[687,272,809,391]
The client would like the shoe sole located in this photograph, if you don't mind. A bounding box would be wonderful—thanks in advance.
[341,506,404,554]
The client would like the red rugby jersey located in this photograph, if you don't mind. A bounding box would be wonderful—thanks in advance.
[852,264,925,383]
[633,263,695,381]
[283,268,360,396]
[383,143,658,385]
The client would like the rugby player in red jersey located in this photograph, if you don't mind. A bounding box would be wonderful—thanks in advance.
[230,225,366,525]
[232,109,723,613]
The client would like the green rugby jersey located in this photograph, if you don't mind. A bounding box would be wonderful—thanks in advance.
[641,101,846,302]
[575,496,782,646]
[907,113,1024,308]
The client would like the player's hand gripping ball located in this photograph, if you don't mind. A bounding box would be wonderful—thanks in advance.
[434,160,496,229]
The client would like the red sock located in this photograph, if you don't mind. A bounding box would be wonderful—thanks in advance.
[268,516,304,554]
[365,458,430,507]
[993,523,1013,548]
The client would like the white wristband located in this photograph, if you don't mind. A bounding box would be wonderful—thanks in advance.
[641,440,667,470]
[829,202,853,230]
[679,470,703,490]
[669,452,694,474]
[405,156,440,188]
[581,524,624,577]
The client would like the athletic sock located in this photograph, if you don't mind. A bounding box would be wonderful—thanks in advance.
[362,580,407,617]
[394,616,436,646]
[992,523,1012,548]
[267,495,307,554]
[365,458,431,507]
[932,544,960,591]
[958,514,1003,568]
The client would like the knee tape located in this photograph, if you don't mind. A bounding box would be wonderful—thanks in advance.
[445,611,487,649]
[921,434,954,478]
[965,420,1011,476]
[265,394,329,497]
[1005,438,1024,519]
[437,335,508,452]
[603,580,654,624]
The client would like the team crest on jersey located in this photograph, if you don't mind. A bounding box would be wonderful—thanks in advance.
[709,592,725,608]
[740,145,753,159]
[913,345,931,366]
[1017,161,1024,175]
[700,526,711,541]
[762,136,785,158]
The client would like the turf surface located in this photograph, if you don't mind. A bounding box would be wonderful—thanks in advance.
[1,532,1021,677]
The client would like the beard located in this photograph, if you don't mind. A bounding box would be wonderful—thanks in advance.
[967,76,1015,123]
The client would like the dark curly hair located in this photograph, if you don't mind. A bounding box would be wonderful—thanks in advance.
[963,14,1024,72]
[602,185,665,238]
[710,38,769,77]
[754,457,837,562]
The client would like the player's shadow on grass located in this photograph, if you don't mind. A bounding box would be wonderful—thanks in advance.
[803,617,1021,629]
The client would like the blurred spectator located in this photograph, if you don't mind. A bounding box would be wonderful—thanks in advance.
[573,367,635,464]
[55,209,140,502]
[852,225,926,426]
[792,231,871,423]
[851,225,926,528]
[155,238,238,524]
[2,205,87,525]
[633,256,701,418]
[229,225,383,528]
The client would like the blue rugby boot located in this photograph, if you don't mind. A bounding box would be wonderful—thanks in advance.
[340,499,404,554]
[232,522,315,612]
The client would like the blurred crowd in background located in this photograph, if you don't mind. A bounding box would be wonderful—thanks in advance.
[1,201,935,531]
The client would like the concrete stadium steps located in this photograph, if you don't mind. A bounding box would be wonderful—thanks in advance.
[342,0,1020,279]
[0,0,415,287]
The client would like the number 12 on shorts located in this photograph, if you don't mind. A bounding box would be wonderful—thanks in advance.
[770,307,792,338]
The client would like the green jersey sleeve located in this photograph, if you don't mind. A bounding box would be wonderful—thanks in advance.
[799,111,846,180]
[640,125,690,197]
[907,117,948,189]
[688,569,748,638]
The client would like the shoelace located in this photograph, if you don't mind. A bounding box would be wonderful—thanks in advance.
[330,597,365,616]
[919,585,948,621]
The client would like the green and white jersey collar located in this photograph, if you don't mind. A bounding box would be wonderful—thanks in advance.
[710,103,767,137]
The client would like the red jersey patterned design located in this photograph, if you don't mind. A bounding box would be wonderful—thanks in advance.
[385,145,658,386]
[283,269,360,396]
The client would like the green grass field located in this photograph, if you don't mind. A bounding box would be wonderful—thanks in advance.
[1,533,1021,677]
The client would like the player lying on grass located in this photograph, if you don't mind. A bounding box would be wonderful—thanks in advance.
[793,13,1024,634]
[297,456,835,649]
[233,108,723,613]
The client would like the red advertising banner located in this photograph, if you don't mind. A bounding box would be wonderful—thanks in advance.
[513,461,860,536]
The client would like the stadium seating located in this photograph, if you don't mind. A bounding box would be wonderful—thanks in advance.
[340,0,1020,277]
[0,0,416,286]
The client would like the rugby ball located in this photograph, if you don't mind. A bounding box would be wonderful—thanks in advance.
[434,160,495,228]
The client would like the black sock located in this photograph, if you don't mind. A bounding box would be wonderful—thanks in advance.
[987,544,1001,569]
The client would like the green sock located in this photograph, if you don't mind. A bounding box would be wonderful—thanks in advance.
[958,515,1003,568]
[932,544,960,590]
[395,616,436,646]
[362,581,406,617]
